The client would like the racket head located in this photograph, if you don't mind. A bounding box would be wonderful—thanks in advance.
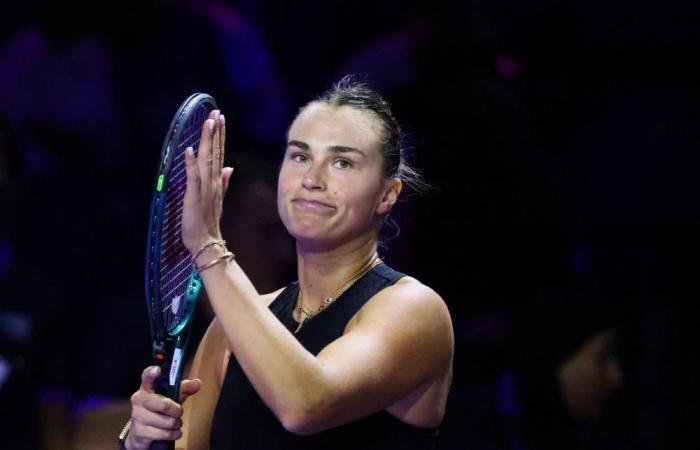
[145,93,217,342]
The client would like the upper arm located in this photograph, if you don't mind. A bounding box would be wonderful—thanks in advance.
[304,279,453,431]
[177,318,229,450]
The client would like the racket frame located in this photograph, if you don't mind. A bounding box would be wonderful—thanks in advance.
[144,93,217,403]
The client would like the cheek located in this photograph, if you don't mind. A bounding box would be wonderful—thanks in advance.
[277,166,297,198]
[276,183,290,220]
[276,173,292,221]
[339,185,381,217]
[343,173,384,203]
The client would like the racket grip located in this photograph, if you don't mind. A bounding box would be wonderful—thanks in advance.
[152,336,186,402]
[149,368,177,450]
[149,440,175,450]
[153,366,172,399]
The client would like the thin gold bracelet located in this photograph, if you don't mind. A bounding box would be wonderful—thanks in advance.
[195,251,234,272]
[193,239,226,261]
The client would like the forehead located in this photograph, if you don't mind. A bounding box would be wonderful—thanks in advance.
[288,103,383,152]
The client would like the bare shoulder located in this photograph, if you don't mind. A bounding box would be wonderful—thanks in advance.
[391,276,448,309]
[350,275,453,353]
[360,276,451,325]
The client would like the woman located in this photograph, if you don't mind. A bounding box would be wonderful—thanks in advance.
[124,77,454,450]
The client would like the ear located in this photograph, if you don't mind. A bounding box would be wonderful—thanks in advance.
[376,178,402,215]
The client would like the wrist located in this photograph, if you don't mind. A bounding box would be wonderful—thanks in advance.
[192,239,234,273]
[187,234,221,255]
[194,243,227,266]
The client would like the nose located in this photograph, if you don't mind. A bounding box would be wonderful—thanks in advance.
[302,163,326,191]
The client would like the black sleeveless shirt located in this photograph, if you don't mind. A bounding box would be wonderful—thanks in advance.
[209,263,439,450]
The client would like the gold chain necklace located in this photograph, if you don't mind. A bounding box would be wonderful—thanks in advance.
[294,254,381,334]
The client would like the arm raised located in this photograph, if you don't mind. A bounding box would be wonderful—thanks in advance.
[200,264,453,435]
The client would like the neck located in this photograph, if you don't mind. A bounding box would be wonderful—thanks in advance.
[296,236,379,312]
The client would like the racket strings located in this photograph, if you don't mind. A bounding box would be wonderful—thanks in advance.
[160,164,188,247]
[162,106,214,256]
[158,105,210,331]
[160,120,204,253]
[161,263,194,301]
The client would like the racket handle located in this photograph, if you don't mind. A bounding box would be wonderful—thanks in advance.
[153,366,173,399]
[148,371,177,450]
[152,336,187,401]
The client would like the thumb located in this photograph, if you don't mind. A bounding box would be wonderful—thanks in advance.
[222,166,234,197]
[140,365,161,393]
[184,146,200,203]
[179,378,203,403]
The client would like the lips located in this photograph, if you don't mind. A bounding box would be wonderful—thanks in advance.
[292,198,336,213]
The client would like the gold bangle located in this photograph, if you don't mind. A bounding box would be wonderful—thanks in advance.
[193,239,226,264]
[195,251,234,272]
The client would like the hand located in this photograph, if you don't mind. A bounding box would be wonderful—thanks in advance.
[125,366,202,450]
[182,109,234,255]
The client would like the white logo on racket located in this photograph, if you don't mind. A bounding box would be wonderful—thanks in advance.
[164,295,182,314]
[169,348,182,386]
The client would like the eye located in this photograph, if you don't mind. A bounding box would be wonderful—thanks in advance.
[291,152,309,164]
[333,159,353,169]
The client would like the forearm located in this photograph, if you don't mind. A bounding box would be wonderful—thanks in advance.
[177,322,226,450]
[199,258,330,428]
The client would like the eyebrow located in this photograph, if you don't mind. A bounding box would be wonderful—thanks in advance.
[287,140,368,157]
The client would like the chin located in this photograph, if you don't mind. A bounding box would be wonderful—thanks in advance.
[287,223,330,243]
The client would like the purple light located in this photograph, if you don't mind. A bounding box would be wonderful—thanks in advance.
[496,55,520,80]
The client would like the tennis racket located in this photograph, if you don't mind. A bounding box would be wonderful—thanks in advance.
[144,93,217,450]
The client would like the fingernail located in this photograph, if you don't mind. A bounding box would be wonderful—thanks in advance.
[219,114,225,126]
[150,366,160,376]
[209,119,215,131]
[186,147,194,156]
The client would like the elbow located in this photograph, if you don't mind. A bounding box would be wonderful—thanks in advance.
[275,367,338,435]
[281,416,316,436]
[279,402,328,436]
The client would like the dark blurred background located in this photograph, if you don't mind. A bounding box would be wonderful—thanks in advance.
[0,1,695,449]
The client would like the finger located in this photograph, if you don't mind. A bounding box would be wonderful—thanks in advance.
[212,111,222,182]
[130,421,183,444]
[132,406,183,431]
[183,146,200,207]
[197,115,217,190]
[179,378,202,403]
[222,167,234,198]
[218,113,226,173]
[140,391,184,418]
[140,366,161,393]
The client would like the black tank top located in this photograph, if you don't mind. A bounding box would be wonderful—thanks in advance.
[209,263,439,450]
